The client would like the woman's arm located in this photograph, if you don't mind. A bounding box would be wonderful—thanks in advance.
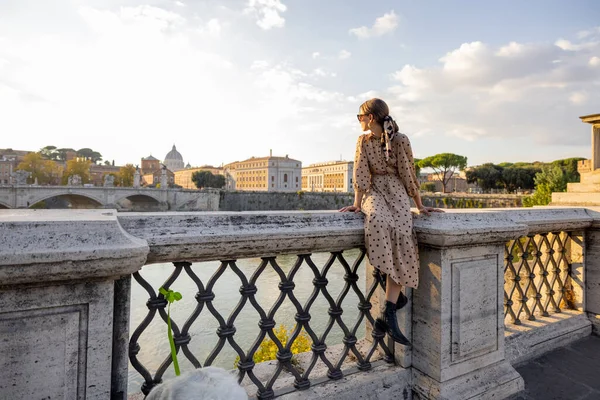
[339,189,364,213]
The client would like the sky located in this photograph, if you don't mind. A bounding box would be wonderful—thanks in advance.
[1,0,599,168]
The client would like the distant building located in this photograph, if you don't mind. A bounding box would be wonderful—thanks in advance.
[164,145,185,172]
[142,165,175,187]
[301,161,354,192]
[174,166,224,189]
[141,155,161,175]
[424,170,476,193]
[90,165,121,186]
[0,156,15,185]
[0,149,32,185]
[224,151,302,192]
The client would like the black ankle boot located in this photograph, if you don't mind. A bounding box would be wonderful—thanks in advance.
[375,301,411,346]
[375,271,409,310]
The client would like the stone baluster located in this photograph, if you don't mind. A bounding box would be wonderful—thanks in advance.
[410,211,527,399]
[0,209,148,400]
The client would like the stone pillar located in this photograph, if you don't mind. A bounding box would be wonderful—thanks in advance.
[584,209,600,335]
[0,209,149,399]
[411,212,526,399]
[133,167,141,188]
[592,126,600,171]
[580,114,600,171]
[160,167,168,189]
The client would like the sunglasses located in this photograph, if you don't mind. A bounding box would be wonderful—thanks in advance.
[356,114,370,121]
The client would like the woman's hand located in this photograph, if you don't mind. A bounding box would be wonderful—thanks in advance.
[418,206,444,216]
[339,205,362,213]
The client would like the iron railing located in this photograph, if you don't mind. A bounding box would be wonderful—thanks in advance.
[504,231,575,325]
[129,249,394,398]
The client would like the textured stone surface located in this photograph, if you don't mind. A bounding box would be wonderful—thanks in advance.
[278,363,411,400]
[0,281,114,400]
[411,239,524,398]
[510,336,600,400]
[0,186,220,211]
[505,310,591,366]
[0,209,148,284]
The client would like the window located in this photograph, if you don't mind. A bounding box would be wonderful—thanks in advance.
[295,177,298,183]
[284,174,288,183]
[271,176,274,182]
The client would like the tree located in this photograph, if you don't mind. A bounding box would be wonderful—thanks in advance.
[500,166,539,192]
[522,166,566,207]
[62,158,91,184]
[40,145,59,160]
[104,160,111,166]
[551,157,585,183]
[418,153,468,193]
[17,152,62,185]
[77,148,103,164]
[414,158,422,178]
[55,148,76,162]
[420,182,436,192]
[118,164,136,187]
[192,170,226,189]
[465,163,503,191]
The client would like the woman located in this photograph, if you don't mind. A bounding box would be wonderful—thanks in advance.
[340,98,441,346]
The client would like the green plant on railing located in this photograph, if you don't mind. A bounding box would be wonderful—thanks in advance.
[159,287,183,376]
[234,324,312,370]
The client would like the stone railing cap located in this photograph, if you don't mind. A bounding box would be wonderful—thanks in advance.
[0,209,148,283]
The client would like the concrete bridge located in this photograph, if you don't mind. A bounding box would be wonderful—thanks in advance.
[0,185,219,211]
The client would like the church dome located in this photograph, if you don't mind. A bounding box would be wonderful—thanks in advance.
[164,144,185,171]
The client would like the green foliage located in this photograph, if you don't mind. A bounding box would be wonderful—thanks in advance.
[118,164,136,187]
[418,153,467,192]
[76,148,103,164]
[234,324,312,370]
[501,166,539,192]
[191,170,226,189]
[17,152,62,185]
[523,166,566,207]
[420,182,436,192]
[414,158,422,177]
[62,158,92,184]
[465,163,503,190]
[159,287,183,376]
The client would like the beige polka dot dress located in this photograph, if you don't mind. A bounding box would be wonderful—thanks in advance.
[353,133,420,288]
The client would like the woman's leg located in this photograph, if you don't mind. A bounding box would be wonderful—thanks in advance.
[385,274,402,303]
[377,273,411,346]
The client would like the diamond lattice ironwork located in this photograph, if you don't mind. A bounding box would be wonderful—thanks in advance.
[129,248,394,398]
[504,232,574,325]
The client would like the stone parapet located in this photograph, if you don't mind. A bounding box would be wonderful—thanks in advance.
[1,207,600,399]
[0,209,149,400]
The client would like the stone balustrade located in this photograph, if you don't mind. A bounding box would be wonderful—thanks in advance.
[1,208,599,399]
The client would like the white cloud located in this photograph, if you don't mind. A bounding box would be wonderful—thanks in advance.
[388,36,600,144]
[577,27,600,39]
[339,49,351,60]
[349,11,398,39]
[590,56,600,67]
[0,4,358,167]
[569,91,588,105]
[245,0,287,30]
[174,1,185,7]
[312,52,320,59]
[206,18,221,36]
[555,38,599,51]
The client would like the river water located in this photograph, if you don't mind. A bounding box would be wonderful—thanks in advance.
[128,249,367,392]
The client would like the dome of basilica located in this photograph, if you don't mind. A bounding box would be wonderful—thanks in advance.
[164,144,185,171]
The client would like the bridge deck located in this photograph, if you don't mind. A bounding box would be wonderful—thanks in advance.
[511,335,600,400]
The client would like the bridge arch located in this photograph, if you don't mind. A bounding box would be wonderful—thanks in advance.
[29,192,104,209]
[114,193,165,211]
[113,192,163,204]
[0,200,10,209]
